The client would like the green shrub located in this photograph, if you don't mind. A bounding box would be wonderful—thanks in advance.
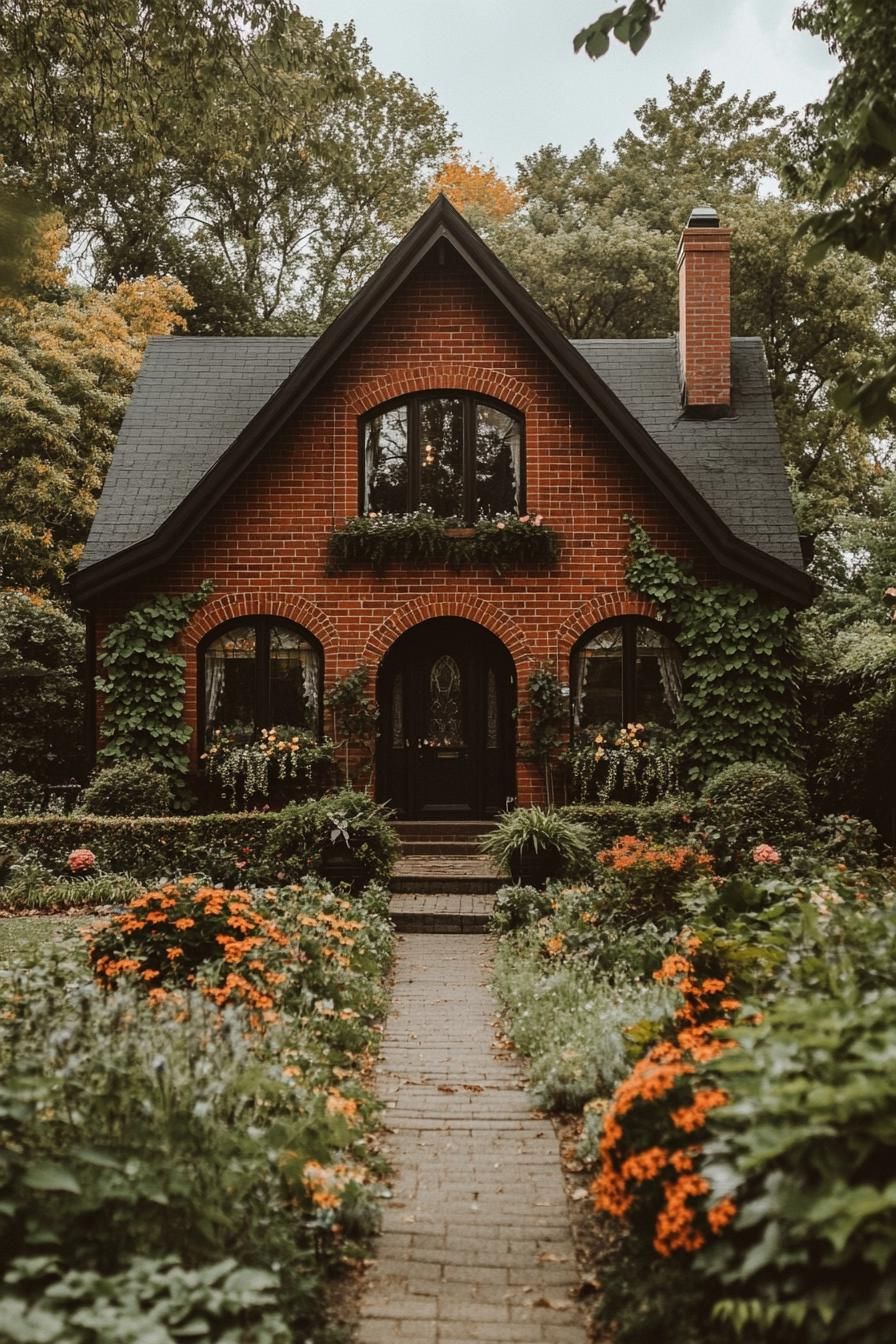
[489,883,554,932]
[493,926,676,1110]
[1,1256,292,1344]
[480,806,592,879]
[0,813,280,883]
[699,761,811,853]
[811,811,885,868]
[79,759,177,818]
[700,984,896,1343]
[559,797,693,850]
[0,770,43,816]
[262,789,399,887]
[593,834,715,925]
[0,856,141,911]
[0,591,84,784]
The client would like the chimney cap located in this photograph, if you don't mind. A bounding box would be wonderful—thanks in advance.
[686,204,720,228]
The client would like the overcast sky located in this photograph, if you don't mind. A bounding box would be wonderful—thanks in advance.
[306,0,839,174]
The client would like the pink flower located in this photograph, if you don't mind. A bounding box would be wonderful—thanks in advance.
[67,847,96,874]
[752,843,781,865]
[496,521,505,529]
[533,513,543,526]
[519,514,530,523]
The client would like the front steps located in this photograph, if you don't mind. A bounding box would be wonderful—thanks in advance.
[389,820,501,932]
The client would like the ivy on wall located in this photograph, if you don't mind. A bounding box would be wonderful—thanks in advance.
[626,523,800,786]
[95,583,213,794]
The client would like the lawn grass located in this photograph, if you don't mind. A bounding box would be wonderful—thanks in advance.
[0,913,95,964]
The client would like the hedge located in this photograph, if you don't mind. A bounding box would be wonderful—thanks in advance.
[558,798,694,852]
[0,814,279,883]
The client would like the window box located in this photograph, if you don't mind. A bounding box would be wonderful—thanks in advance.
[326,510,559,577]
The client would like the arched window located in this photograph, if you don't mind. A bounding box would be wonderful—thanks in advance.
[199,618,322,745]
[572,618,682,731]
[361,392,523,522]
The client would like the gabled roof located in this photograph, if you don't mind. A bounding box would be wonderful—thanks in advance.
[71,194,812,606]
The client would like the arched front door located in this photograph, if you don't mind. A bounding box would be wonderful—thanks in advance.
[376,618,516,819]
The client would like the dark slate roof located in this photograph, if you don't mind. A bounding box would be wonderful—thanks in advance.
[82,332,802,572]
[575,337,803,571]
[81,337,314,566]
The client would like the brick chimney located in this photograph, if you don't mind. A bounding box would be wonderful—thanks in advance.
[677,205,732,413]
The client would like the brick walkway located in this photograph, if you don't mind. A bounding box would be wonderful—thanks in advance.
[357,934,585,1343]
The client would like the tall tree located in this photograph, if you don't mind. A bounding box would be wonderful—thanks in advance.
[0,216,192,593]
[0,2,453,333]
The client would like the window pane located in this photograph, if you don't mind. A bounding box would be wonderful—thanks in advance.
[419,396,464,518]
[268,625,319,731]
[365,404,408,514]
[427,654,464,746]
[204,623,256,742]
[475,403,520,517]
[575,626,624,729]
[635,623,681,726]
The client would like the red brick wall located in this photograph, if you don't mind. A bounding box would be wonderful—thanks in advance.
[94,249,715,804]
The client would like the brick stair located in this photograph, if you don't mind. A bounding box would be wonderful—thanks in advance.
[389,821,501,932]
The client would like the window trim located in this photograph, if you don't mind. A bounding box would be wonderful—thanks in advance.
[197,616,323,747]
[357,390,526,523]
[570,616,680,731]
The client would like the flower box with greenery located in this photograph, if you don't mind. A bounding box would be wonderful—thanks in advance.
[326,508,559,576]
[202,725,336,811]
[565,721,681,804]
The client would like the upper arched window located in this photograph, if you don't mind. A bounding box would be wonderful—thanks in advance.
[572,618,682,730]
[199,617,322,745]
[361,392,523,522]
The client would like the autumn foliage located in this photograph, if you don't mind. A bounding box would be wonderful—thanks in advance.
[429,156,521,220]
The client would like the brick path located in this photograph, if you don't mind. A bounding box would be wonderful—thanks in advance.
[357,934,585,1343]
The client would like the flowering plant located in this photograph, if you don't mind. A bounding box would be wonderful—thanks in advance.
[566,722,680,804]
[592,935,740,1257]
[751,842,781,865]
[595,834,713,923]
[202,725,335,810]
[327,507,558,575]
[67,847,96,875]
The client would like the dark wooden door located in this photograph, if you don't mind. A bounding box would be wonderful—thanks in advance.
[377,619,514,819]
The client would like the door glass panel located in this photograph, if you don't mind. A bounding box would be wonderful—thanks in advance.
[365,403,408,514]
[427,654,464,746]
[391,672,404,748]
[419,396,464,518]
[204,623,256,743]
[575,626,624,729]
[635,624,682,726]
[486,667,498,749]
[475,403,520,517]
[268,625,318,730]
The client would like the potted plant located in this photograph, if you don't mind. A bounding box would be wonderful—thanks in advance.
[480,806,592,887]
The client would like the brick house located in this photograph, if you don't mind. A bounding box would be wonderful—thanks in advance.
[71,196,811,818]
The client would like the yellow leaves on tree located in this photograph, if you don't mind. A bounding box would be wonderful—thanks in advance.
[0,215,192,593]
[428,156,521,221]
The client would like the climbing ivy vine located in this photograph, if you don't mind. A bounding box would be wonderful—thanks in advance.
[95,583,213,794]
[626,523,800,786]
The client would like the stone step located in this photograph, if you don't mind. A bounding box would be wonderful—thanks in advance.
[390,855,504,896]
[389,892,495,933]
[392,820,496,840]
[399,839,484,857]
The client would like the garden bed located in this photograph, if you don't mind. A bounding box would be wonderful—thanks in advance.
[0,874,395,1341]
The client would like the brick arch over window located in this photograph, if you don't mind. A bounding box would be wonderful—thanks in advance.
[557,592,659,662]
[182,593,340,656]
[346,365,536,418]
[363,597,533,673]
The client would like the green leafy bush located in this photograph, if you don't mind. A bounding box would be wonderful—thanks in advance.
[493,924,676,1110]
[262,789,399,887]
[0,856,141,911]
[327,509,558,575]
[0,813,280,883]
[0,770,43,816]
[559,797,693,850]
[700,985,896,1343]
[1,1256,292,1344]
[0,590,84,784]
[79,759,177,817]
[593,834,714,925]
[480,806,592,880]
[699,761,811,853]
[489,883,554,932]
